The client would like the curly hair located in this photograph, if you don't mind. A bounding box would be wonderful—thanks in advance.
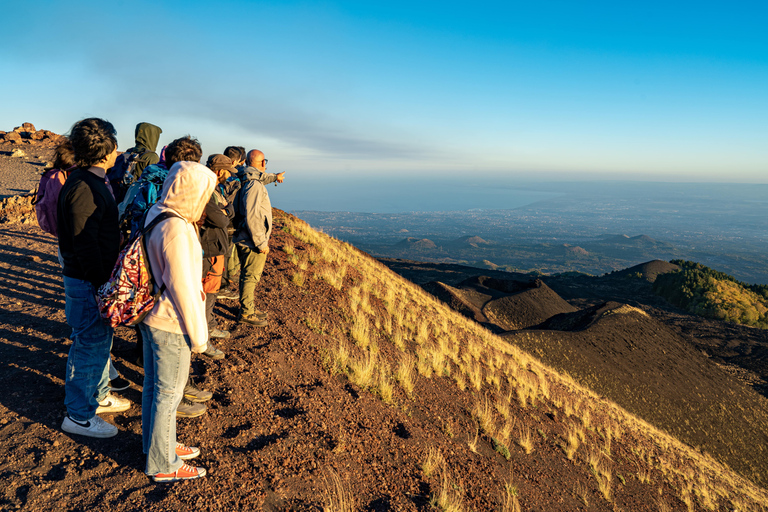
[68,118,117,168]
[165,136,202,167]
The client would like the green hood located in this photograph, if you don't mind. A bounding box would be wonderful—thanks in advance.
[134,122,162,153]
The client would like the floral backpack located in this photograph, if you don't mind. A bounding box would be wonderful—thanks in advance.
[97,211,177,327]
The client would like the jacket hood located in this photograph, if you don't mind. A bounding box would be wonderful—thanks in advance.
[134,122,162,153]
[240,166,264,181]
[148,161,216,224]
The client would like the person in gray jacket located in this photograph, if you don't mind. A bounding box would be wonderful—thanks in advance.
[233,149,284,325]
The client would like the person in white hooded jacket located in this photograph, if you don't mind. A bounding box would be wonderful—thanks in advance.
[138,139,216,483]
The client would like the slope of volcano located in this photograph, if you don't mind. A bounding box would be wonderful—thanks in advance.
[0,207,766,510]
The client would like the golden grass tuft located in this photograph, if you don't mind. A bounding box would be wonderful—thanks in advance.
[422,446,445,478]
[322,469,356,512]
[348,350,376,389]
[432,472,465,512]
[501,481,521,512]
[564,424,581,460]
[350,311,370,349]
[376,365,395,405]
[395,354,416,397]
[291,271,305,287]
[517,426,534,455]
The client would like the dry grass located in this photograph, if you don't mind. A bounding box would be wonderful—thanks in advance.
[517,426,534,455]
[322,468,356,512]
[350,311,370,349]
[291,271,305,287]
[564,424,581,460]
[395,354,416,397]
[376,365,395,405]
[348,350,376,389]
[281,214,768,512]
[282,241,295,255]
[422,446,445,478]
[588,451,612,502]
[432,472,465,512]
[501,481,521,512]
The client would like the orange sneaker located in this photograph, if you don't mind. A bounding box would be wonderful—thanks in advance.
[153,463,207,482]
[175,442,200,460]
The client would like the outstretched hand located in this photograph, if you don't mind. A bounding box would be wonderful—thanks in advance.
[276,172,285,183]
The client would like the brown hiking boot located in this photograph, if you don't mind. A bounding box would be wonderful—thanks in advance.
[238,313,268,327]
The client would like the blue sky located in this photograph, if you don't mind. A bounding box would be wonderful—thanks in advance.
[1,1,766,183]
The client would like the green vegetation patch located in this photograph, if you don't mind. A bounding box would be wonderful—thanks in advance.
[653,260,768,328]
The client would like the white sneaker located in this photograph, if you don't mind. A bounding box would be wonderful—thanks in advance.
[62,415,118,438]
[96,393,131,414]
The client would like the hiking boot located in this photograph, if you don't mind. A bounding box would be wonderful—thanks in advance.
[202,343,225,360]
[62,415,118,438]
[109,376,131,392]
[209,328,230,339]
[176,442,200,460]
[176,398,207,418]
[253,309,268,320]
[238,313,268,327]
[216,289,239,300]
[184,377,213,403]
[153,462,207,482]
[96,393,131,414]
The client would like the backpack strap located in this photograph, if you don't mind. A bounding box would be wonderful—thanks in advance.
[140,210,182,297]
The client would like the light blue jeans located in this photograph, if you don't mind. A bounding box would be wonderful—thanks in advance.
[63,276,113,421]
[138,323,191,475]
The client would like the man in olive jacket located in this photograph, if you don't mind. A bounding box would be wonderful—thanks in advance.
[232,149,284,326]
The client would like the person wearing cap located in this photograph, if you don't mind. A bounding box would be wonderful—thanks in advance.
[200,154,239,349]
[232,149,284,326]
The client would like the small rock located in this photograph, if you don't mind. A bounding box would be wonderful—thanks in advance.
[5,132,22,144]
[11,149,26,158]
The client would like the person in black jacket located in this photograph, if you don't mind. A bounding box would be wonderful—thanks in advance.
[199,154,239,356]
[58,118,131,439]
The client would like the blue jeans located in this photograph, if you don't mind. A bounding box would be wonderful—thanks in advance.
[138,323,191,475]
[63,276,113,422]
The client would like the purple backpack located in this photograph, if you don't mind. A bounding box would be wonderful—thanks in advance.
[33,167,71,236]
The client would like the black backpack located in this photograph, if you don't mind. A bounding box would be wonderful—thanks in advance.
[108,150,144,203]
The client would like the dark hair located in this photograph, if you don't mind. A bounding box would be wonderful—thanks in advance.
[68,118,117,168]
[52,138,76,170]
[224,146,245,163]
[165,136,202,167]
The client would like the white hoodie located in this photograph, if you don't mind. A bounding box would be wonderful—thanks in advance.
[141,161,216,353]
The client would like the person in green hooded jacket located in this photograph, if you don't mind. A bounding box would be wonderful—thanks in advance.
[108,122,162,202]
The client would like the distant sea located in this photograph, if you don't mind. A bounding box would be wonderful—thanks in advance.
[270,177,562,213]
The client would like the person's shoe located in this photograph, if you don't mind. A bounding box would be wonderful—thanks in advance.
[62,415,118,438]
[96,393,131,414]
[253,309,268,320]
[202,343,225,360]
[209,328,230,339]
[176,398,207,418]
[184,377,213,403]
[216,289,239,300]
[176,442,201,460]
[109,376,131,392]
[153,462,207,482]
[238,313,268,327]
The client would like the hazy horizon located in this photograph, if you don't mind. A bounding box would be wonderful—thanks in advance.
[2,1,766,183]
[278,178,768,214]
